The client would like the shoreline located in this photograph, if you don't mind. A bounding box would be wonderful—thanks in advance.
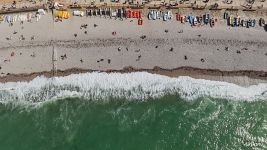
[1,66,266,86]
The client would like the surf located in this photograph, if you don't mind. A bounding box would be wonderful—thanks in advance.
[0,72,266,106]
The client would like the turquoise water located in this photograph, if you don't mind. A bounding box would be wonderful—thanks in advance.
[0,96,266,150]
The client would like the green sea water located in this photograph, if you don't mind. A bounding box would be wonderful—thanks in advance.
[0,96,266,150]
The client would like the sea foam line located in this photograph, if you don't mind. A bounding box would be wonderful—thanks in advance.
[0,72,266,105]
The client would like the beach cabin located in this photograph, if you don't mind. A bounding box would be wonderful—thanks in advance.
[38,9,46,15]
[127,10,132,18]
[227,15,234,26]
[148,10,157,20]
[203,13,210,25]
[223,12,228,20]
[73,10,84,17]
[55,11,71,19]
[167,11,173,20]
[188,15,193,25]
[0,15,4,22]
[250,19,256,27]
[210,19,215,27]
[181,16,185,23]
[176,13,181,21]
[163,13,168,21]
[259,18,265,27]
[138,18,143,25]
[156,11,161,19]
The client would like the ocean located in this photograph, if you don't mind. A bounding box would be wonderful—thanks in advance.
[0,72,266,150]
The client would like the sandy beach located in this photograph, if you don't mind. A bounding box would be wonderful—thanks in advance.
[0,1,267,86]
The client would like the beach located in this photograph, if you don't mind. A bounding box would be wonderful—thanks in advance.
[0,10,267,86]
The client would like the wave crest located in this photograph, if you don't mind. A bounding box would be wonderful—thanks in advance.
[0,72,266,105]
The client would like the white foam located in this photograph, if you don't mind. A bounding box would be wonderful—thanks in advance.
[0,72,266,105]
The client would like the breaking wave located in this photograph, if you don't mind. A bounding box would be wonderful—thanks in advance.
[0,72,266,105]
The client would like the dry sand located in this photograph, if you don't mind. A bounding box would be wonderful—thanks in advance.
[0,11,267,86]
